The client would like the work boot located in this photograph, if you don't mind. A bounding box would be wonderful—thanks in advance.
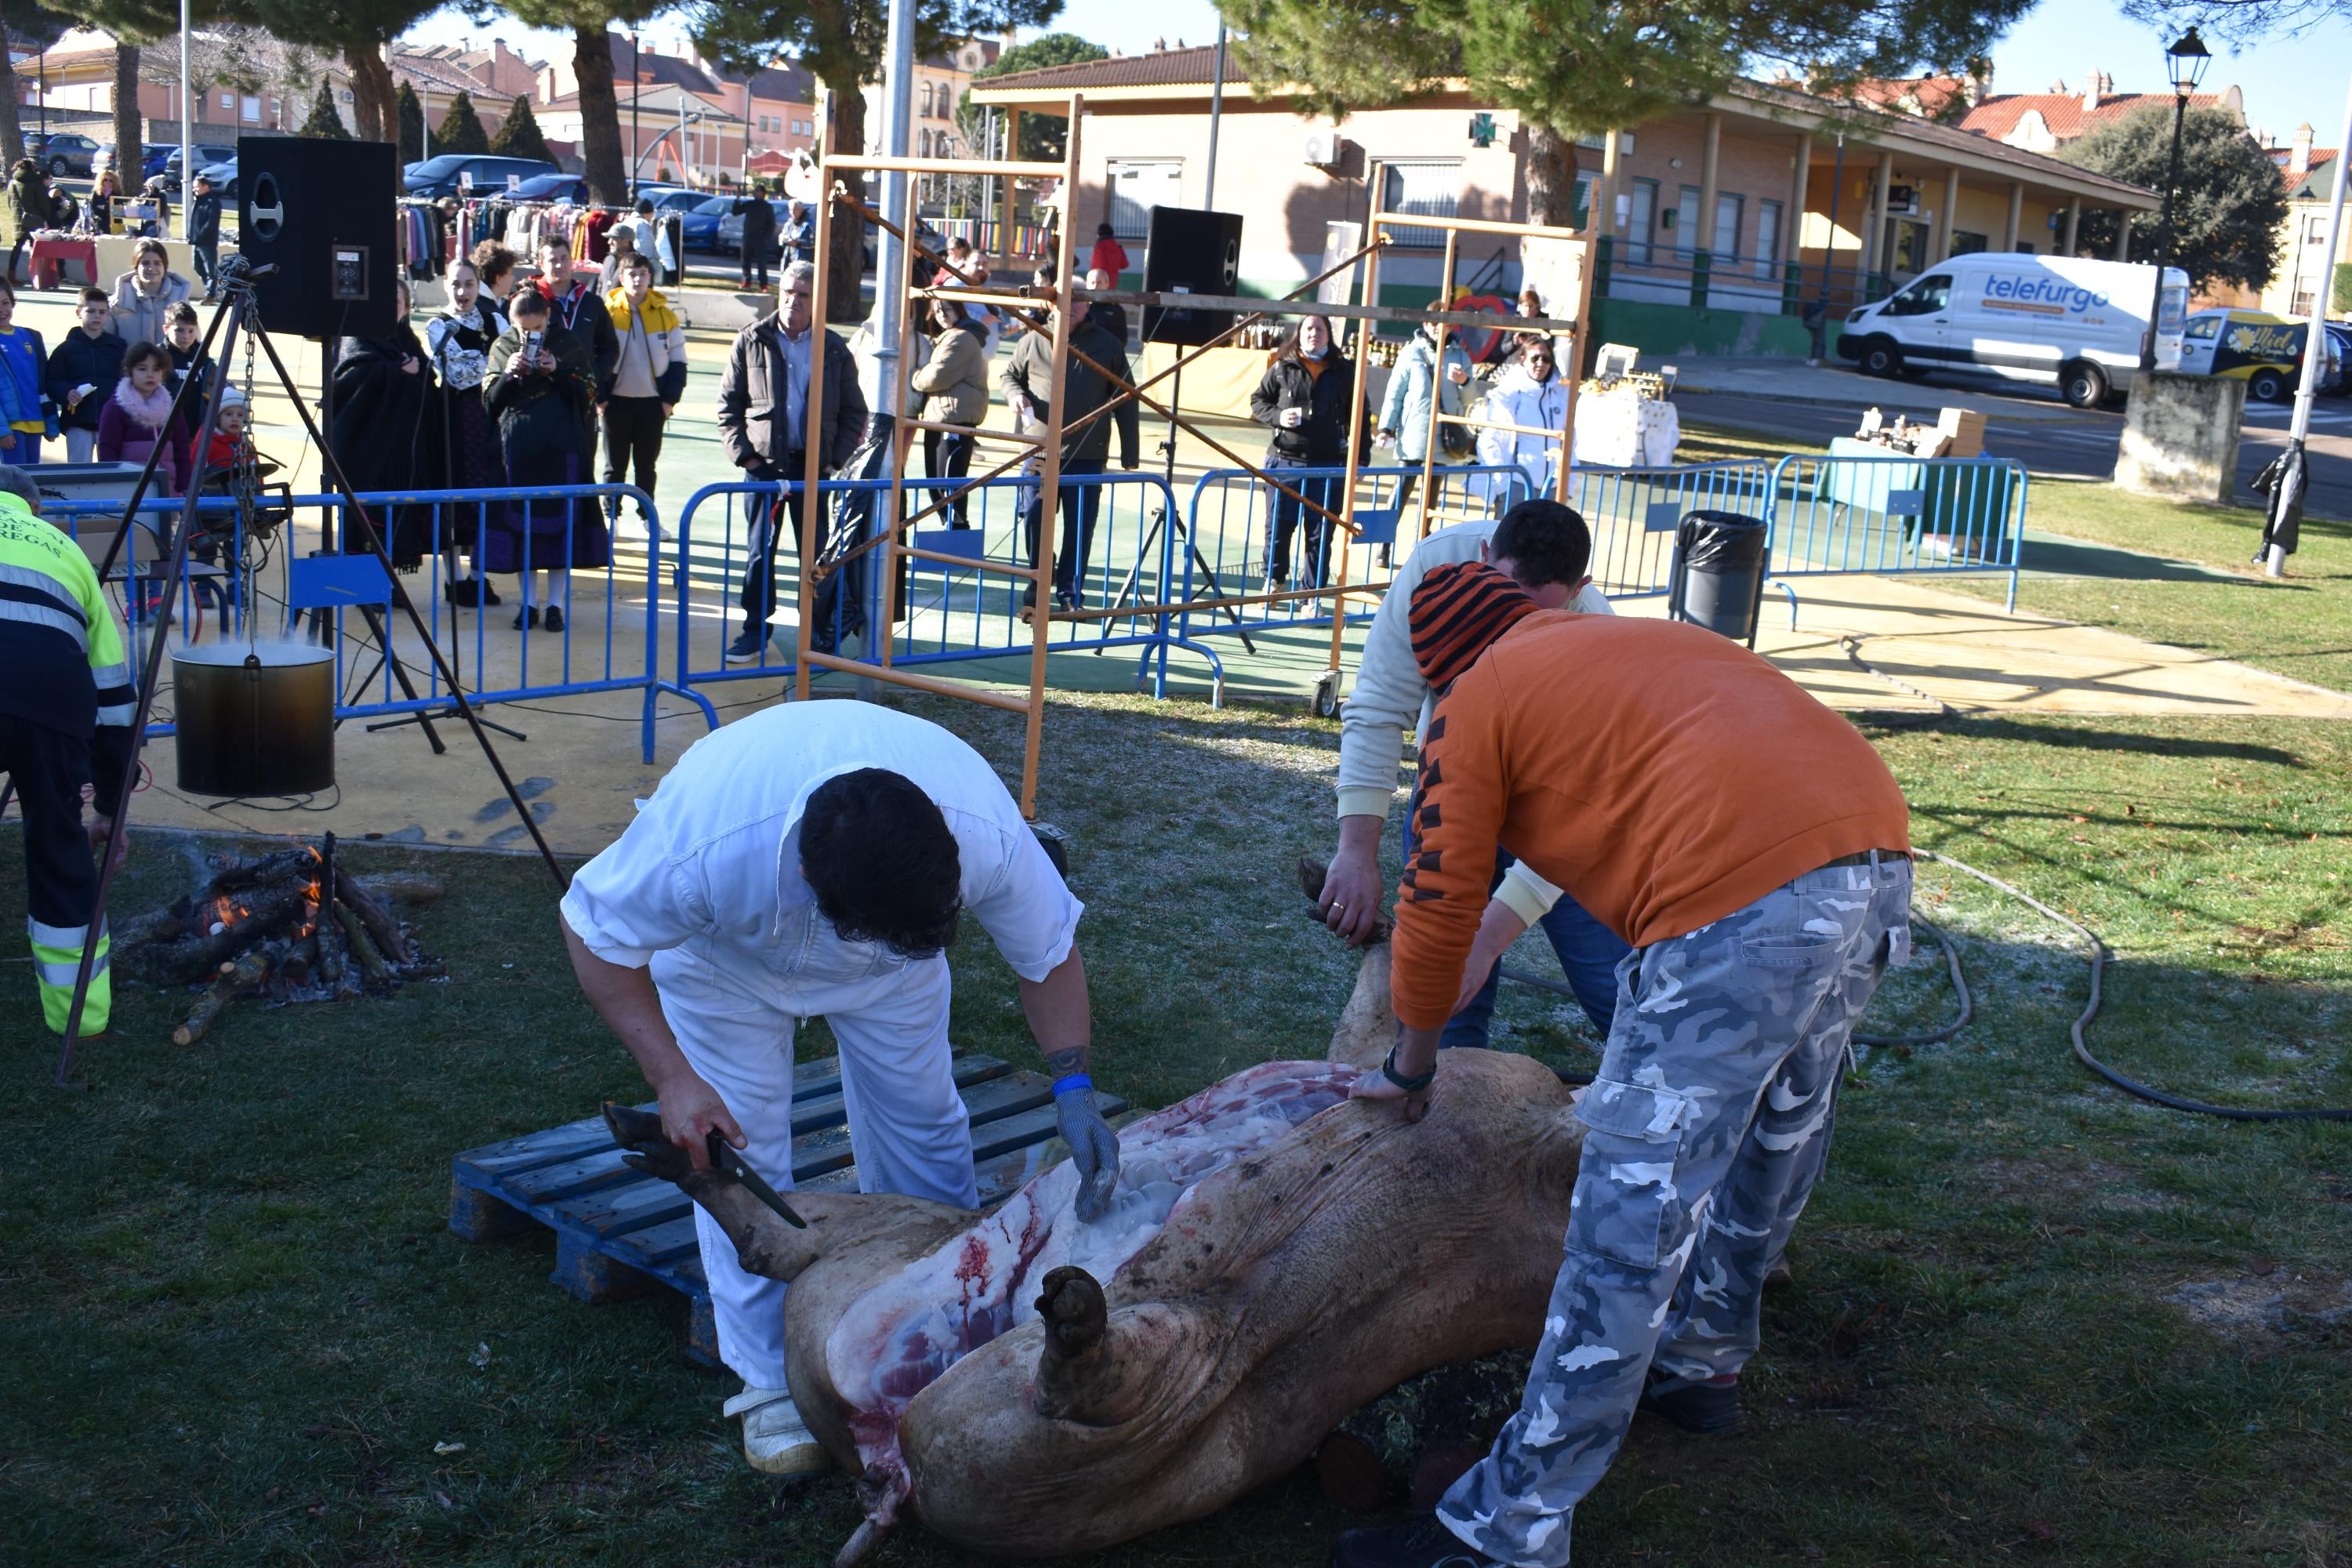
[1330,1516,1500,1568]
[724,628,775,663]
[1638,1370,1742,1435]
[722,1385,832,1477]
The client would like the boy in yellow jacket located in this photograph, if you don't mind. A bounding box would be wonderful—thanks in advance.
[604,251,689,539]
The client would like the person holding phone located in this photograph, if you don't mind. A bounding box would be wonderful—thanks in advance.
[484,288,604,632]
[1248,314,1362,593]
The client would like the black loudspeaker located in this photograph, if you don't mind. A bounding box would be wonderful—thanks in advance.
[238,137,399,341]
[1141,205,1243,346]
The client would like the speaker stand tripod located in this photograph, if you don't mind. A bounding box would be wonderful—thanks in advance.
[1099,365,1257,655]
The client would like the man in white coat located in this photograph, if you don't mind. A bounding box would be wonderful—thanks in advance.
[561,702,1120,1475]
[1316,499,1630,1040]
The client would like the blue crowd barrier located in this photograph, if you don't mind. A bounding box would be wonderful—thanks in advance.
[50,484,667,761]
[1566,459,1778,601]
[664,470,1200,723]
[1766,454,2027,612]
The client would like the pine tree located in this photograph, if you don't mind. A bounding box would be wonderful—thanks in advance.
[300,83,351,140]
[488,93,554,165]
[436,89,491,154]
[396,79,425,162]
[1220,0,2041,227]
[2063,106,2289,293]
[966,34,1105,162]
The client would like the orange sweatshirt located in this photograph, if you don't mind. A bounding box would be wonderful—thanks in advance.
[1391,612,1911,1031]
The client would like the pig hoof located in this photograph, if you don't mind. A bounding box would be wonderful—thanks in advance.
[604,1102,691,1184]
[833,1519,891,1568]
[1036,1265,1107,1359]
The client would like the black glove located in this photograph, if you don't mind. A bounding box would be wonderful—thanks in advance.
[1055,1086,1121,1223]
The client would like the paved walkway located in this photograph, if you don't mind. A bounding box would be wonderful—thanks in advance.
[1670,356,2086,423]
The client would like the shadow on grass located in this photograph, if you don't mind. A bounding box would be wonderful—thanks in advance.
[2016,532,2253,585]
[1858,712,2310,770]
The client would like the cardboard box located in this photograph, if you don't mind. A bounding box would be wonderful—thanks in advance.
[1936,406,1987,459]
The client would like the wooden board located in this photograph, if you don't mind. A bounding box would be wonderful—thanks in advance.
[448,1053,1124,1366]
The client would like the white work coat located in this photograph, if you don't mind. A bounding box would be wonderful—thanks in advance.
[1475,365,1570,499]
[561,702,1083,999]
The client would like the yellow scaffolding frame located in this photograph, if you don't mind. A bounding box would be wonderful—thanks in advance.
[789,113,1595,811]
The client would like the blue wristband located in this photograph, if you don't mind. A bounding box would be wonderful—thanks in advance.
[1051,1073,1094,1098]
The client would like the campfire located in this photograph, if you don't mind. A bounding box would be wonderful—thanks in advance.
[122,834,445,1044]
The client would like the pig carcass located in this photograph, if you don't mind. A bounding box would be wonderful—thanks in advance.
[608,939,1586,1563]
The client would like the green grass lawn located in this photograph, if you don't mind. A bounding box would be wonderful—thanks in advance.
[4,684,2348,1566]
[1947,478,2352,695]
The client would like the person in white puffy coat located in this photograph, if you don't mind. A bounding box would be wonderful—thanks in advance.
[1472,339,1568,506]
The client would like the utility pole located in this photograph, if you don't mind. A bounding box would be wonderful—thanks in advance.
[179,0,192,214]
[2265,78,2352,578]
[872,0,915,417]
[630,31,641,200]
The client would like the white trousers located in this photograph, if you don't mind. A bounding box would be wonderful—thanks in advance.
[652,943,980,1388]
[65,426,97,463]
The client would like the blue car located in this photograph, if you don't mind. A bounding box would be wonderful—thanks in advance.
[679,194,728,251]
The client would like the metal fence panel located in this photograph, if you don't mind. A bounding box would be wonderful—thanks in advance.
[1768,454,2027,611]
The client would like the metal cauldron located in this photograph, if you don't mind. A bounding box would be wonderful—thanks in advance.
[172,641,336,797]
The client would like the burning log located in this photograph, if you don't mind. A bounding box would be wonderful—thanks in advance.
[128,834,436,1038]
[335,868,412,966]
[357,873,445,906]
[174,947,274,1046]
[336,902,392,989]
[126,878,314,987]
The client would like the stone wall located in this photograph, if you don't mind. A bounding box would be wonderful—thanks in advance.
[2113,372,2245,505]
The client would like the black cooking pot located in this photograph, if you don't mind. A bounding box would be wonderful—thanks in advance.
[172,642,336,797]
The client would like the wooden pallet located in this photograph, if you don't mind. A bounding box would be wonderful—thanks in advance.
[448,1053,1120,1365]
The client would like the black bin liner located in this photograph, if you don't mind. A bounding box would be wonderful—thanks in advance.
[1668,509,1769,646]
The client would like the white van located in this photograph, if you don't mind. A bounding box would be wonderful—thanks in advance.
[1837,252,2189,408]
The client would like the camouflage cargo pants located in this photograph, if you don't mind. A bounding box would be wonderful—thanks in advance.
[1439,852,1913,1566]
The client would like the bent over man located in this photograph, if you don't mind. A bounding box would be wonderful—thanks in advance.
[561,702,1119,1478]
[1338,563,1913,1568]
[1316,499,1629,1041]
[0,464,133,1034]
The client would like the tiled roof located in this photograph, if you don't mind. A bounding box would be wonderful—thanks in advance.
[1852,75,1971,117]
[744,62,816,102]
[1958,90,2230,143]
[2281,148,2339,195]
[982,44,1221,89]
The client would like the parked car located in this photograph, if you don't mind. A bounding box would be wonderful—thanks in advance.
[197,157,238,201]
[158,143,238,192]
[31,132,102,180]
[684,194,731,251]
[2176,308,2342,402]
[401,153,558,198]
[511,172,590,203]
[91,142,136,180]
[717,196,789,257]
[1838,251,2189,408]
[2325,323,2352,395]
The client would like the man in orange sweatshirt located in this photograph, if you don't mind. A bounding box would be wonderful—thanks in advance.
[1334,561,1914,1568]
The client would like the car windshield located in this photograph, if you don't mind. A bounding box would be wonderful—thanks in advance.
[515,176,577,196]
[696,197,731,215]
[408,155,470,177]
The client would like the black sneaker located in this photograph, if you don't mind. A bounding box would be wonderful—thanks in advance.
[1638,1371,1742,1435]
[445,577,480,607]
[724,629,773,663]
[478,579,503,606]
[514,605,541,630]
[542,604,565,633]
[1330,1517,1498,1568]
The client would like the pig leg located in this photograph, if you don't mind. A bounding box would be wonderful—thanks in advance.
[1032,1266,1215,1427]
[604,1100,830,1282]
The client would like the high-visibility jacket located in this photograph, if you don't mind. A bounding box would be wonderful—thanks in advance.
[0,488,135,793]
[1,487,135,1034]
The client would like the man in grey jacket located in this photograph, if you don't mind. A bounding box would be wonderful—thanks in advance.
[717,260,869,662]
[996,269,1139,616]
[1316,499,1629,1041]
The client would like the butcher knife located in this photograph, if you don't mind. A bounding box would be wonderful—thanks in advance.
[706,1129,809,1229]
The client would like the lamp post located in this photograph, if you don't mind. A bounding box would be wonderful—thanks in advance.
[2141,26,2211,371]
[630,31,641,201]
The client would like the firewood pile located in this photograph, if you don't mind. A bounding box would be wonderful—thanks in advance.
[120,834,445,1044]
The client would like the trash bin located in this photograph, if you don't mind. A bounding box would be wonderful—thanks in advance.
[1668,509,1769,647]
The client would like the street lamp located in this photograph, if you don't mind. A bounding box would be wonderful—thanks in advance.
[2142,27,2211,369]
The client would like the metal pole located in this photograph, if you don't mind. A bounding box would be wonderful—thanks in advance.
[873,0,916,418]
[1819,130,1846,315]
[2143,89,2188,373]
[2273,77,2352,578]
[1203,24,1227,208]
[630,32,641,200]
[179,0,191,222]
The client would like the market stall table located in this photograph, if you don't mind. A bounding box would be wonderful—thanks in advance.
[28,236,98,290]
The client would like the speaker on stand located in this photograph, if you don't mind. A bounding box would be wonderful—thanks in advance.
[1105,206,1255,651]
